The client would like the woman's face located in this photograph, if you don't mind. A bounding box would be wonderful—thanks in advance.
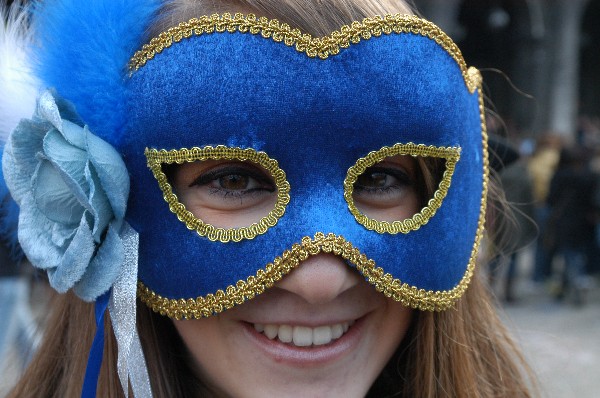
[170,154,418,397]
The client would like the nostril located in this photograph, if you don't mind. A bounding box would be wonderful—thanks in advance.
[274,253,360,305]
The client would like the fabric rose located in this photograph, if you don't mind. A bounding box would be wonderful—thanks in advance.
[2,90,130,301]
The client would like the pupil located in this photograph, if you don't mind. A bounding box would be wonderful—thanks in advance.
[358,172,387,188]
[220,175,248,190]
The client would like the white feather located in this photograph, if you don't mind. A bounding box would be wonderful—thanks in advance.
[0,0,40,143]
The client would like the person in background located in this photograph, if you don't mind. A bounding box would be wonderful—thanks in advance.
[546,146,597,305]
[528,133,563,285]
[490,149,536,303]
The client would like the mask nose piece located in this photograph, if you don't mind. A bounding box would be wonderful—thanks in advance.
[291,181,353,237]
[274,252,361,305]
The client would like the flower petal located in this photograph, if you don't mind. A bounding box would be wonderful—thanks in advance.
[58,119,87,149]
[16,195,64,270]
[38,127,93,209]
[32,158,86,225]
[42,128,87,181]
[85,126,129,219]
[37,90,64,132]
[3,118,49,204]
[50,89,85,127]
[50,220,77,248]
[46,214,95,293]
[73,221,124,301]
[85,161,112,242]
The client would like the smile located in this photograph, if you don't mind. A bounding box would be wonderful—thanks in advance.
[253,321,356,347]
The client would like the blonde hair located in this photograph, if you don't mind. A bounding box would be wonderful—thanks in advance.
[9,1,537,397]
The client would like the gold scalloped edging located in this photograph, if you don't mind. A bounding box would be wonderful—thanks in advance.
[138,90,488,318]
[145,146,291,242]
[138,83,489,320]
[137,232,457,319]
[129,13,480,93]
[344,143,460,234]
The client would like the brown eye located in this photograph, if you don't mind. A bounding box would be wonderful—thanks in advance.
[187,163,275,195]
[351,155,421,222]
[345,145,458,234]
[148,146,290,239]
[165,159,279,228]
[219,174,249,190]
[350,154,448,223]
[356,171,394,189]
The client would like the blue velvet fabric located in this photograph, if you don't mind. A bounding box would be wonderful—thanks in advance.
[123,31,485,301]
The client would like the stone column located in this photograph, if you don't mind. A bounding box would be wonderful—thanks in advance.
[546,0,589,140]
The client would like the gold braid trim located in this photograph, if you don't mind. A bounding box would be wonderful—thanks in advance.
[137,232,450,319]
[344,143,460,234]
[138,81,488,318]
[145,146,291,242]
[135,15,488,316]
[129,13,480,93]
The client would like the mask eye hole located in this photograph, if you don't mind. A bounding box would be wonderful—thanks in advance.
[352,155,446,223]
[146,146,290,242]
[163,159,277,228]
[344,144,460,234]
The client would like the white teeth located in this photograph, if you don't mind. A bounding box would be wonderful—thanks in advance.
[293,326,313,347]
[278,325,293,343]
[264,324,278,339]
[312,326,333,345]
[331,324,343,339]
[254,321,354,347]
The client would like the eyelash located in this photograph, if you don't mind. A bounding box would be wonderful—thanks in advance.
[189,165,276,200]
[353,166,413,195]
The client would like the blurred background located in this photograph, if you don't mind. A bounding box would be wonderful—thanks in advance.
[1,0,599,397]
[415,1,600,397]
[417,0,600,144]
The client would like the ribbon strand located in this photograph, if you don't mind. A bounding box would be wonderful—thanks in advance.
[109,223,152,397]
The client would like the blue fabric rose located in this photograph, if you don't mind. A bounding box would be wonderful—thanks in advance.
[2,90,130,301]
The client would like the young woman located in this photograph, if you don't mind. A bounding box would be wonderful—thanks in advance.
[1,0,536,396]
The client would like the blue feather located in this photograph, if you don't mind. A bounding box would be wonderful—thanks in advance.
[31,0,162,147]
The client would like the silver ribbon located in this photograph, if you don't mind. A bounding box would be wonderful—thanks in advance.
[109,223,153,398]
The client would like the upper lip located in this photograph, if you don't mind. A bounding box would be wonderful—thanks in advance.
[245,318,359,327]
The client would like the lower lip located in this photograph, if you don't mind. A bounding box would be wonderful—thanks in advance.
[242,316,366,367]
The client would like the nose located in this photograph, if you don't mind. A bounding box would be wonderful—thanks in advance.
[275,253,361,305]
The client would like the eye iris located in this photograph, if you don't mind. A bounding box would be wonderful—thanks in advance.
[219,174,249,190]
[357,172,388,188]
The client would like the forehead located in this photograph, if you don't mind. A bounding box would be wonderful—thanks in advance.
[125,31,478,160]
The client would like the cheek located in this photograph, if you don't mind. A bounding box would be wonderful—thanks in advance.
[178,194,278,229]
[356,189,421,223]
[171,315,266,396]
[371,300,414,367]
[171,317,234,389]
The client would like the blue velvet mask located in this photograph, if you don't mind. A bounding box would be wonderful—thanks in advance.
[122,14,488,318]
